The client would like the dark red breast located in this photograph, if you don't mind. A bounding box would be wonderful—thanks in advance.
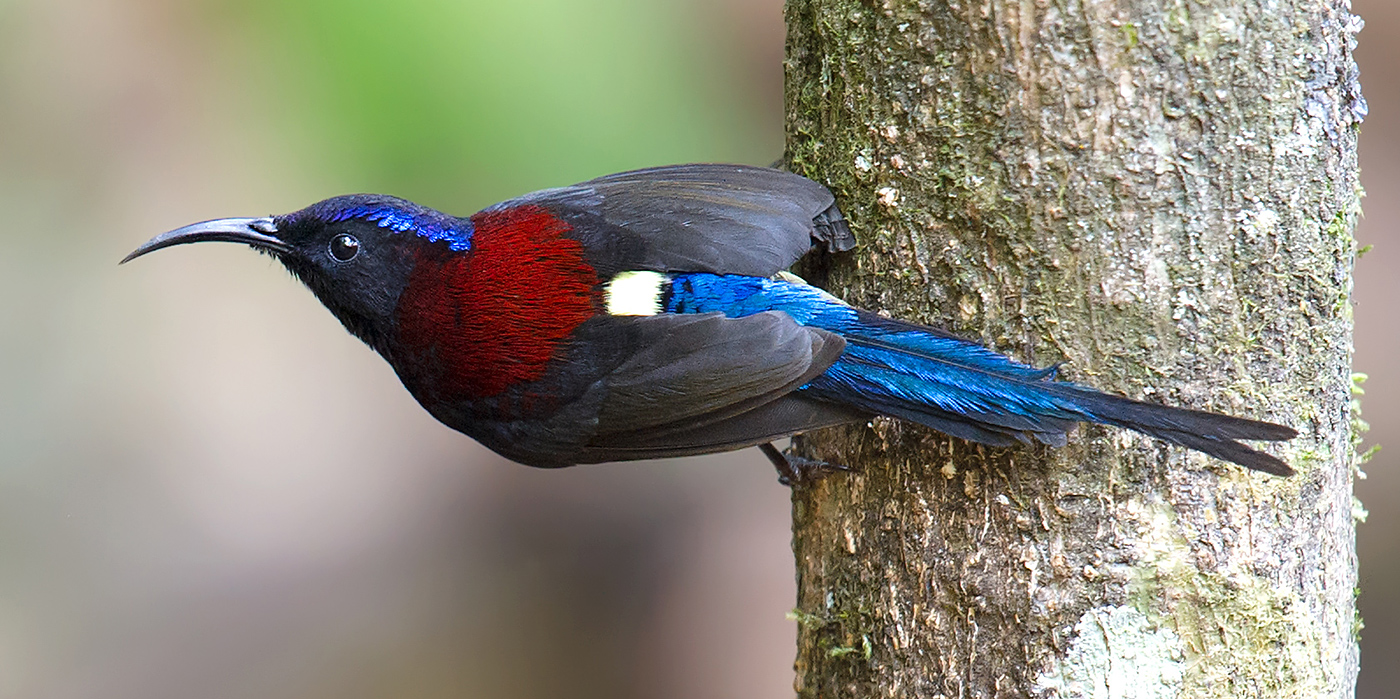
[393,205,600,401]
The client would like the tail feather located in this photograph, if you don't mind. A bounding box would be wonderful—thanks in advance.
[803,314,1297,476]
[810,367,1031,447]
[1133,427,1295,476]
[819,350,1080,437]
[1045,383,1299,442]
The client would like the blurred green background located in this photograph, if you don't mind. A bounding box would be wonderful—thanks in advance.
[0,0,1395,697]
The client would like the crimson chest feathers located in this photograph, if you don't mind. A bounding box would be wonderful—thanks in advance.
[392,205,601,402]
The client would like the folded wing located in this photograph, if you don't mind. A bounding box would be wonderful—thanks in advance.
[490,164,854,277]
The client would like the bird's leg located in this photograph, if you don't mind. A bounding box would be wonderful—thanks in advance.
[759,442,850,487]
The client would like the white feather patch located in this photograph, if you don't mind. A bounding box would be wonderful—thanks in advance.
[604,271,667,316]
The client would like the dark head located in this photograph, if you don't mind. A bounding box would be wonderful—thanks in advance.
[123,195,473,353]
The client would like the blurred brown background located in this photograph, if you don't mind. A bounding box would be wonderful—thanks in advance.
[0,1,1392,697]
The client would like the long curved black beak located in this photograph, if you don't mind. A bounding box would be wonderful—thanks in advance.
[121,217,290,264]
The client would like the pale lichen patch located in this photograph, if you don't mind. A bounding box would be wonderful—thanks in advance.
[1035,606,1185,699]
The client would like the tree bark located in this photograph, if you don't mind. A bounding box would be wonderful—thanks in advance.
[783,0,1364,697]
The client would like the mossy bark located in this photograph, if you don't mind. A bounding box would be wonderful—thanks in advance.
[783,0,1363,697]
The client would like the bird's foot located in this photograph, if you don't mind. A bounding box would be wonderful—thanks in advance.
[759,442,850,487]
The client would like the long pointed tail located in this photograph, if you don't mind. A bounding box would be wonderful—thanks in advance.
[800,310,1297,476]
[663,273,1298,476]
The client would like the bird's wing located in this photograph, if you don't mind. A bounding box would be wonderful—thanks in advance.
[486,164,854,277]
[573,311,859,460]
[580,394,866,463]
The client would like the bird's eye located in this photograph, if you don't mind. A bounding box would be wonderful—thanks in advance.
[329,234,360,262]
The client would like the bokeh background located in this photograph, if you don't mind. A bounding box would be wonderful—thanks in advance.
[0,0,1393,697]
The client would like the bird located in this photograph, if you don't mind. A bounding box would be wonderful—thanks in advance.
[123,164,1297,481]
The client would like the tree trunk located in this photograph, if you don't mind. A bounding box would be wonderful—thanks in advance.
[782,0,1364,696]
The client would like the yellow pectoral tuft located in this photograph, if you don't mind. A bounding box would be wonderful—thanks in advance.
[604,271,667,316]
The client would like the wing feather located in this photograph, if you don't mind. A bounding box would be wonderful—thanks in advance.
[488,164,853,277]
[592,311,845,434]
[581,395,865,462]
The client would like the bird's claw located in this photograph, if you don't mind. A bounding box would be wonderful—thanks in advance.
[759,442,851,487]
